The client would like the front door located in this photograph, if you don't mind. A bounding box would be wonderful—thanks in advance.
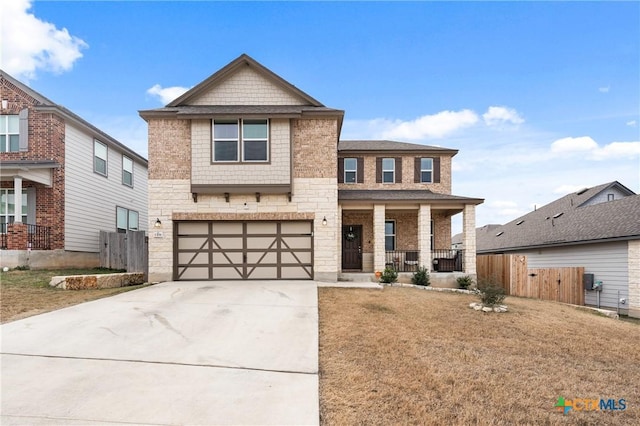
[342,225,362,270]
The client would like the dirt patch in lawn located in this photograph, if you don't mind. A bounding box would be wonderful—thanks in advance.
[1,269,148,323]
[319,287,639,425]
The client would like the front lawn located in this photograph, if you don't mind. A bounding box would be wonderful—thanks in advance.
[0,268,147,323]
[319,287,639,425]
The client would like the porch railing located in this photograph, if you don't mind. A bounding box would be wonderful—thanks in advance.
[0,223,51,250]
[28,224,51,250]
[385,250,420,272]
[0,224,6,249]
[431,249,464,272]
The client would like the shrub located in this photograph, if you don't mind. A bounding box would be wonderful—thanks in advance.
[411,266,430,286]
[14,265,30,271]
[477,279,506,306]
[379,267,398,284]
[456,275,474,289]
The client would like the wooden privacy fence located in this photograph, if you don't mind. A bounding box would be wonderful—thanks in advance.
[477,254,584,305]
[100,231,148,279]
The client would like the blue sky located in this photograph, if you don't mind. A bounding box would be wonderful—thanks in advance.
[3,0,639,233]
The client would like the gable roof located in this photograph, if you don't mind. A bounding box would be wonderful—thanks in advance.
[168,54,323,107]
[339,140,458,155]
[1,70,147,164]
[477,181,640,253]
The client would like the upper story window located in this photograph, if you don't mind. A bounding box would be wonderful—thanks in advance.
[344,158,357,183]
[420,158,433,183]
[122,155,133,187]
[213,119,269,163]
[116,206,139,233]
[382,158,395,183]
[414,157,440,183]
[0,115,19,152]
[94,140,108,176]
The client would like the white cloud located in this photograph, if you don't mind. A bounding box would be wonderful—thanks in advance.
[0,0,88,80]
[482,106,524,126]
[553,184,587,195]
[627,120,637,127]
[380,109,479,140]
[550,136,640,160]
[598,86,610,93]
[550,136,598,153]
[146,84,190,105]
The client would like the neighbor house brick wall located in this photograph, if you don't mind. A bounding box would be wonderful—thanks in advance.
[338,154,453,194]
[1,76,66,249]
[191,66,306,106]
[147,119,191,180]
[629,240,640,319]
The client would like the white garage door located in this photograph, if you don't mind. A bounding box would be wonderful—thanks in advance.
[175,221,313,280]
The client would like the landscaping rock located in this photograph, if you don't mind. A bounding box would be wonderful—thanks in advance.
[49,273,144,290]
[481,307,493,313]
[473,305,483,311]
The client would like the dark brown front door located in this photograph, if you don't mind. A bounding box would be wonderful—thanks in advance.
[342,225,362,270]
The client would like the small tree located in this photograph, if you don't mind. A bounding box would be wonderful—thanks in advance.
[456,275,474,289]
[411,266,430,286]
[379,267,398,284]
[477,278,506,306]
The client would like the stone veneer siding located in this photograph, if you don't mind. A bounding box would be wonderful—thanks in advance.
[1,76,66,249]
[629,240,640,319]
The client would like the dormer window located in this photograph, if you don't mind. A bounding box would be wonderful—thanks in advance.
[213,119,269,163]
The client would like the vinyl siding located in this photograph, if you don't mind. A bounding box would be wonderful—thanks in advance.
[64,123,148,252]
[520,241,629,311]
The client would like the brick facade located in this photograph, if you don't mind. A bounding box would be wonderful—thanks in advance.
[293,119,339,179]
[147,119,191,180]
[1,75,65,250]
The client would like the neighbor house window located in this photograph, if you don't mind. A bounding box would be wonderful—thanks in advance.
[344,158,357,183]
[420,158,433,183]
[116,206,139,233]
[213,119,268,162]
[385,220,396,251]
[122,155,133,187]
[382,158,395,183]
[94,140,108,176]
[0,189,27,228]
[0,115,19,152]
[607,193,614,201]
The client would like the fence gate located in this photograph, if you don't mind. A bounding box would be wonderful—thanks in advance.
[100,231,148,279]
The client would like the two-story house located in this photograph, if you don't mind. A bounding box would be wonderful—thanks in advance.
[140,54,482,283]
[0,70,148,268]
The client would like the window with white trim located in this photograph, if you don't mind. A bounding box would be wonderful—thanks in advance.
[385,220,396,251]
[213,119,268,162]
[420,158,433,183]
[382,158,395,183]
[94,140,108,176]
[0,189,27,228]
[116,206,139,233]
[344,158,357,183]
[122,155,133,187]
[0,115,19,152]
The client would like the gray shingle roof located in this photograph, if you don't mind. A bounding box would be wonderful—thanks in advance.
[339,140,457,153]
[339,189,483,204]
[477,182,640,252]
[140,105,343,117]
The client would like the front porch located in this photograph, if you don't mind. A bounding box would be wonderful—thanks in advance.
[338,197,480,280]
[0,222,51,250]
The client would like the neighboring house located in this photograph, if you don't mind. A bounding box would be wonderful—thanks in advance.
[139,54,482,283]
[0,70,148,268]
[476,182,640,318]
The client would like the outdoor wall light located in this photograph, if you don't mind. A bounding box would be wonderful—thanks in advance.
[322,216,327,226]
[154,218,162,228]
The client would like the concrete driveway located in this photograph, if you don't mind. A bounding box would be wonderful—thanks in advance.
[0,280,319,425]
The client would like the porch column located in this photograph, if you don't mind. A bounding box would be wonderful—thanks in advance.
[463,204,476,275]
[13,176,23,223]
[337,204,343,272]
[418,204,431,270]
[373,204,386,272]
